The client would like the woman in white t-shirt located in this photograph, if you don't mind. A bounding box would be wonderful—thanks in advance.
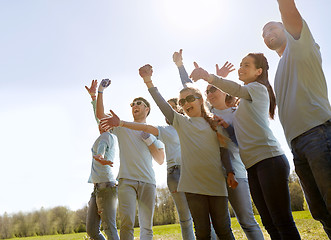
[190,53,301,240]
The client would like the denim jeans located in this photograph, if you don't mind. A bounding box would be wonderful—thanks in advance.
[118,178,156,240]
[86,183,119,240]
[291,119,331,238]
[247,155,301,240]
[167,165,195,240]
[210,178,264,240]
[185,193,235,240]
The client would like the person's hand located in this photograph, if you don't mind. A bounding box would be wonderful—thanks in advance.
[189,62,210,82]
[85,80,98,98]
[227,172,238,189]
[98,79,111,93]
[173,49,183,67]
[216,62,235,78]
[139,64,153,82]
[99,110,121,131]
[213,115,230,128]
[141,131,156,146]
[93,154,114,167]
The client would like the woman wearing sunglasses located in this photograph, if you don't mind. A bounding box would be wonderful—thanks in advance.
[190,53,301,239]
[139,63,237,240]
[172,50,264,240]
[98,99,195,240]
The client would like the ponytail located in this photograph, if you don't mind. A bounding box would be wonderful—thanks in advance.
[247,53,276,119]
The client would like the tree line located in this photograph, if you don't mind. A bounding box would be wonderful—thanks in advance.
[0,172,304,239]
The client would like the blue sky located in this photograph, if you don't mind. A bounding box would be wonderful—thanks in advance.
[0,0,330,215]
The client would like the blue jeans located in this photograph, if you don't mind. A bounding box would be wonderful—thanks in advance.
[211,178,264,240]
[248,155,301,240]
[185,193,235,240]
[167,165,195,240]
[118,179,156,240]
[86,183,119,240]
[291,119,331,238]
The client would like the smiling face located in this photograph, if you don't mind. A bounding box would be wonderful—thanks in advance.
[206,85,227,109]
[262,21,287,55]
[179,89,202,117]
[131,99,150,122]
[238,56,262,85]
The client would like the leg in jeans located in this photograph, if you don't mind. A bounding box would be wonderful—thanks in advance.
[95,186,119,240]
[118,179,138,240]
[228,178,264,240]
[248,155,301,240]
[209,196,235,240]
[291,120,331,238]
[185,193,212,240]
[137,181,156,240]
[86,190,106,240]
[167,166,195,240]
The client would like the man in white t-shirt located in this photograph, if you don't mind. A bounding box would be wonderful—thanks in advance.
[96,79,165,240]
[262,0,331,237]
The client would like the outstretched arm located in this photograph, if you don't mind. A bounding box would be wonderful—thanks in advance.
[139,64,175,124]
[96,79,111,120]
[278,0,302,39]
[85,79,99,124]
[190,62,251,100]
[173,49,193,87]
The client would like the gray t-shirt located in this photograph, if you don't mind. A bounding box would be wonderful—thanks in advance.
[212,108,247,178]
[172,112,228,196]
[112,127,164,185]
[157,125,181,169]
[275,19,331,146]
[88,132,117,184]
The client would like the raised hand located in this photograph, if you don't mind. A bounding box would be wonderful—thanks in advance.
[99,110,121,131]
[85,79,98,97]
[189,62,210,82]
[98,79,111,93]
[139,64,153,82]
[216,61,235,78]
[173,49,183,67]
[93,154,114,167]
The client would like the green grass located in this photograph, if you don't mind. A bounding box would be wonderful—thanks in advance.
[8,211,329,240]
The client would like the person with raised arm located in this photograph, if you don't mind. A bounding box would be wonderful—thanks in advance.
[262,1,331,237]
[96,79,164,240]
[173,49,264,240]
[190,53,301,239]
[126,63,237,239]
[84,80,119,240]
[99,99,195,240]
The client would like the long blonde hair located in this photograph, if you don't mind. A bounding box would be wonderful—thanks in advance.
[180,87,229,147]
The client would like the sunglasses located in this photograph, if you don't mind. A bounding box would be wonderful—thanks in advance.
[179,95,201,107]
[205,86,218,95]
[130,101,147,107]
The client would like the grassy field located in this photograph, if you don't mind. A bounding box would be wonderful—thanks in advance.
[8,211,328,240]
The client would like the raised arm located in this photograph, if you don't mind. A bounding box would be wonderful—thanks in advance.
[139,64,175,124]
[173,49,193,87]
[96,79,111,120]
[190,62,251,100]
[85,79,99,124]
[277,0,302,40]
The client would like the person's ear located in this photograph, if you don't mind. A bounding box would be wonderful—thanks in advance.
[256,68,263,76]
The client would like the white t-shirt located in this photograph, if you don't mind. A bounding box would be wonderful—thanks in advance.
[157,125,181,169]
[172,112,228,196]
[233,82,284,168]
[275,19,331,146]
[112,127,164,185]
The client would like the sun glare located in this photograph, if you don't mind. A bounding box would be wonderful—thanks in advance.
[159,0,225,32]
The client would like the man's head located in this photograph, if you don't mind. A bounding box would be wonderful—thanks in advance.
[130,97,150,122]
[262,21,287,55]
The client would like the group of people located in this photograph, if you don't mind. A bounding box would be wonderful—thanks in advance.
[83,0,331,239]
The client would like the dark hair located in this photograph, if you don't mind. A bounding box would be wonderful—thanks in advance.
[247,53,276,119]
[133,97,151,116]
[179,87,229,146]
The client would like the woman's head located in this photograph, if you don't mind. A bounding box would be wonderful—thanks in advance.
[205,84,238,109]
[179,87,203,117]
[240,53,276,119]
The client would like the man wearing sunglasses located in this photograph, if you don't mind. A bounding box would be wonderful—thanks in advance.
[96,79,165,240]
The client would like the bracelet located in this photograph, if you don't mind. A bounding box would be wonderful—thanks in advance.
[98,91,103,93]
